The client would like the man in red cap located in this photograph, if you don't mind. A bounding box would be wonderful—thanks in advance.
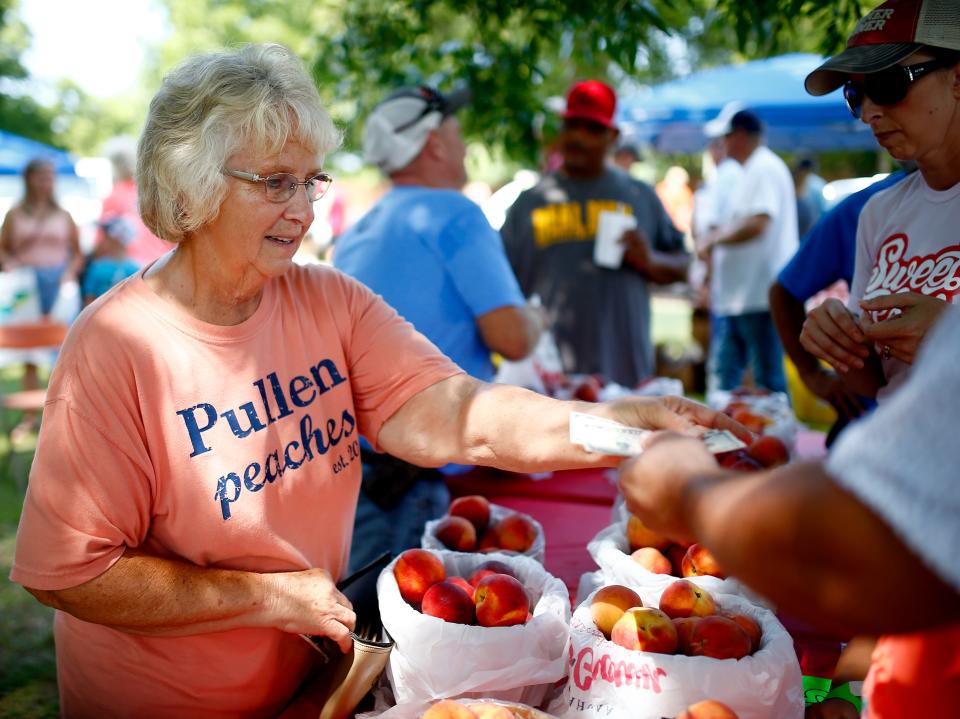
[501,80,689,388]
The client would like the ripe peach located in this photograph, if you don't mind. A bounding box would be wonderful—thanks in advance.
[610,607,678,655]
[448,494,491,534]
[677,699,740,718]
[474,573,530,627]
[491,514,537,553]
[631,546,673,574]
[658,579,717,619]
[447,576,475,600]
[573,375,602,402]
[720,611,762,653]
[477,527,500,551]
[626,514,670,551]
[590,584,643,639]
[746,435,789,468]
[672,616,700,655]
[434,515,478,551]
[394,549,445,605]
[665,544,687,576]
[421,700,478,719]
[468,560,515,587]
[421,581,476,625]
[686,615,752,660]
[682,544,727,579]
[466,704,514,719]
[731,409,769,434]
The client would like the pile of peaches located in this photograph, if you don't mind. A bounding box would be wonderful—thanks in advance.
[590,580,762,661]
[419,699,553,719]
[393,549,531,628]
[626,515,727,580]
[432,495,537,554]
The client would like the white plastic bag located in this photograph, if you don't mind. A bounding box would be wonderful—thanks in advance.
[379,550,570,706]
[358,697,559,719]
[588,520,771,607]
[0,268,42,324]
[48,279,81,325]
[422,503,547,565]
[707,389,800,450]
[548,588,803,719]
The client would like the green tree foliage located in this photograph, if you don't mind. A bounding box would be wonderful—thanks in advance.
[0,0,57,146]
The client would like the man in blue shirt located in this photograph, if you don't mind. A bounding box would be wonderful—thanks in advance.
[769,171,906,443]
[334,86,541,571]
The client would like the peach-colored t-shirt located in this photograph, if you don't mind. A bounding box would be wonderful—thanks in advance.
[11,263,461,717]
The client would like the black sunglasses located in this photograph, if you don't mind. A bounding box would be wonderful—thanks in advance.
[843,58,947,119]
[393,87,448,133]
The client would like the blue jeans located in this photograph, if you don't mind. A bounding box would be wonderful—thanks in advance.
[712,311,787,393]
[347,465,449,574]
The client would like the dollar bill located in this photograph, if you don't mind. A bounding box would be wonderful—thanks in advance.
[570,412,747,456]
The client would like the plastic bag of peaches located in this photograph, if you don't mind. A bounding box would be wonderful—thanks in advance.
[357,697,559,719]
[377,548,570,706]
[547,582,803,719]
[421,496,546,565]
[587,516,771,608]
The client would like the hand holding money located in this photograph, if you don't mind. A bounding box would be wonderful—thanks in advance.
[570,411,747,457]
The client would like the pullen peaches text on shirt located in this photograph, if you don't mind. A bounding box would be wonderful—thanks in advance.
[174,357,358,520]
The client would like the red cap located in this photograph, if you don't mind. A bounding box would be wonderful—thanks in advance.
[562,80,617,129]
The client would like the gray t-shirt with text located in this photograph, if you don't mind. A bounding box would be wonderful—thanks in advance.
[501,168,685,386]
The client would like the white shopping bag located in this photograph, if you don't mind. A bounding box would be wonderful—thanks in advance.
[587,520,771,607]
[0,268,42,324]
[48,279,81,325]
[421,503,547,565]
[379,550,570,706]
[548,588,803,719]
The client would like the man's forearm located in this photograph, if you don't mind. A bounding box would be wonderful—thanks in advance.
[711,215,767,248]
[27,549,271,636]
[643,250,690,284]
[683,462,960,636]
[769,282,824,378]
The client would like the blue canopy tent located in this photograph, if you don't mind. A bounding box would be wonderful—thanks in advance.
[617,53,879,154]
[0,129,76,175]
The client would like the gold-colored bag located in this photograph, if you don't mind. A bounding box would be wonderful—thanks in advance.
[300,553,393,719]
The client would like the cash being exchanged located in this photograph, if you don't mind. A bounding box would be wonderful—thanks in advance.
[569,411,746,457]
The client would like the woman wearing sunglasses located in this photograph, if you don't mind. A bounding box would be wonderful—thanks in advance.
[800,0,960,404]
[8,44,745,717]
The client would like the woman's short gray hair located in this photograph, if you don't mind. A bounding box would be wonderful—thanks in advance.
[138,43,340,243]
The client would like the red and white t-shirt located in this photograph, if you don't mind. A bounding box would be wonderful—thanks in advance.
[849,172,960,400]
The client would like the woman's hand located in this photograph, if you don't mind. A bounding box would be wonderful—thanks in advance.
[800,298,871,373]
[604,395,753,442]
[859,292,949,365]
[617,431,722,544]
[262,568,356,653]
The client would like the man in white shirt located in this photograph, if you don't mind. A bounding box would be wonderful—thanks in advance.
[700,108,798,392]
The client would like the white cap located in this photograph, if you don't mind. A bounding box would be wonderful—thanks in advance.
[363,86,471,173]
[703,101,745,139]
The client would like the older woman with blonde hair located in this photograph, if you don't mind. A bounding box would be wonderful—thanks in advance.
[11,44,742,717]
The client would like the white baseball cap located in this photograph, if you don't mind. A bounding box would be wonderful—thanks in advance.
[363,86,471,173]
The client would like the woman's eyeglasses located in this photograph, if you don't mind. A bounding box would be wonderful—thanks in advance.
[843,58,947,119]
[223,169,333,203]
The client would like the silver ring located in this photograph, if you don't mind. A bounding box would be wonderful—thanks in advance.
[881,344,892,360]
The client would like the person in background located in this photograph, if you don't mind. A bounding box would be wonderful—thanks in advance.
[612,142,641,173]
[699,107,798,393]
[82,215,141,306]
[0,157,82,435]
[502,80,689,387]
[10,44,742,718]
[800,0,960,404]
[656,165,694,236]
[792,161,819,240]
[98,137,173,266]
[620,305,960,719]
[333,85,541,573]
[769,171,907,445]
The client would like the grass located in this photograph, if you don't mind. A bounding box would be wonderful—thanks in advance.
[0,365,58,719]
